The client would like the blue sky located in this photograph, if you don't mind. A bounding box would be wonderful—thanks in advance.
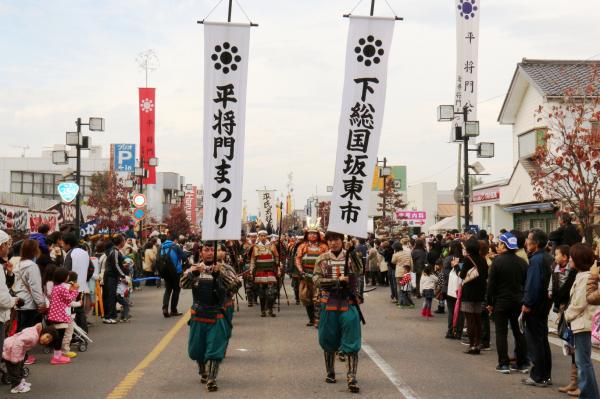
[1,0,600,213]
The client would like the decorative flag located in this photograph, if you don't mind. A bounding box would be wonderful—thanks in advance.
[184,186,197,226]
[202,22,251,240]
[452,0,480,142]
[139,88,156,184]
[285,192,293,216]
[256,189,276,230]
[328,16,395,238]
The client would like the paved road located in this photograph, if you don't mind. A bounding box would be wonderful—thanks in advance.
[12,281,600,399]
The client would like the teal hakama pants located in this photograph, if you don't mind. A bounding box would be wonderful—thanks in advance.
[318,304,361,354]
[188,317,230,362]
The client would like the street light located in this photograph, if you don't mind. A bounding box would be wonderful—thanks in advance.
[52,116,104,237]
[52,150,68,165]
[477,142,495,158]
[437,105,455,122]
[376,157,391,227]
[437,105,493,231]
[465,121,480,137]
[65,132,82,146]
[88,117,105,132]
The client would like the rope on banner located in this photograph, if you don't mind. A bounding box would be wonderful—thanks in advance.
[200,0,225,22]
[383,0,401,19]
[346,0,365,16]
[234,0,254,25]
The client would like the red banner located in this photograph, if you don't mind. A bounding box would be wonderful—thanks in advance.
[139,88,156,184]
[184,186,197,226]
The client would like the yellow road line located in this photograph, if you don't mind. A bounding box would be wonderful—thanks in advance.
[106,310,191,399]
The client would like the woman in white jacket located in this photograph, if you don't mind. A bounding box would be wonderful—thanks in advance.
[565,244,599,398]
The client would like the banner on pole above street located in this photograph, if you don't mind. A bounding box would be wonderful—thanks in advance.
[201,22,251,240]
[452,0,480,143]
[139,88,156,184]
[256,189,276,230]
[328,16,396,238]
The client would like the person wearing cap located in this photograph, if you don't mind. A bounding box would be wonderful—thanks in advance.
[295,221,328,327]
[181,242,240,392]
[249,230,280,317]
[242,232,258,307]
[313,231,363,393]
[486,232,529,374]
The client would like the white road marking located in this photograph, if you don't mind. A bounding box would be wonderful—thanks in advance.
[361,341,420,399]
[236,348,249,352]
[548,336,600,362]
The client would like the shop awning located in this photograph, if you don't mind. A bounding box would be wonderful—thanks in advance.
[503,202,555,213]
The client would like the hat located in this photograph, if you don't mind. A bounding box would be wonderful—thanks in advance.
[499,232,518,250]
[258,230,268,235]
[0,230,9,246]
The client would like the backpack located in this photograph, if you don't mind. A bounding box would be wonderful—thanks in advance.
[155,247,177,282]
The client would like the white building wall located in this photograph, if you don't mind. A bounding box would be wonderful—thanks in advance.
[512,86,544,164]
[0,150,109,193]
[493,204,514,234]
[406,182,437,231]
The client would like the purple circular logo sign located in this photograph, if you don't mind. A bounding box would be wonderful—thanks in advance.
[458,0,478,20]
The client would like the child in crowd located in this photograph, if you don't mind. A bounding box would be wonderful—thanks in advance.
[420,266,438,319]
[61,272,81,358]
[397,265,415,308]
[3,323,58,393]
[116,259,132,322]
[549,245,575,312]
[47,268,79,365]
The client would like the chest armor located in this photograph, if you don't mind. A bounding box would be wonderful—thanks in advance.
[255,245,276,271]
[323,258,346,280]
[191,272,218,307]
[301,243,321,271]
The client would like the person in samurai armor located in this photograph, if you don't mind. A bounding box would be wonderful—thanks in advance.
[180,242,240,392]
[242,231,258,307]
[314,231,363,393]
[250,230,280,317]
[295,219,328,326]
[288,235,303,305]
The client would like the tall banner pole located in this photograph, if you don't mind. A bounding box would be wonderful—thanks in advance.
[201,21,252,240]
[328,15,396,238]
[139,88,156,184]
[452,0,480,142]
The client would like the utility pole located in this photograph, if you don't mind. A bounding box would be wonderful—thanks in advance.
[456,143,462,231]
[75,118,82,237]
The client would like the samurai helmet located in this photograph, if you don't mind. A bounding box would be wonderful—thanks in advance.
[306,216,322,233]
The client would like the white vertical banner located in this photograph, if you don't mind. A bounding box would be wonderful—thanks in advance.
[329,16,395,238]
[256,189,276,230]
[202,22,250,240]
[452,0,480,142]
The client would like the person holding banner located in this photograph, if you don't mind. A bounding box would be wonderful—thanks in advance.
[180,243,239,392]
[314,231,363,393]
[249,231,280,318]
[295,220,328,327]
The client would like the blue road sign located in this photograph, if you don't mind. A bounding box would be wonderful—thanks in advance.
[114,144,136,172]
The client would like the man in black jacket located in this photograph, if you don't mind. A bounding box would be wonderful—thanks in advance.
[549,213,582,248]
[486,232,528,374]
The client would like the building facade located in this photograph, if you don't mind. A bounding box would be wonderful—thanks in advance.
[471,59,600,235]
